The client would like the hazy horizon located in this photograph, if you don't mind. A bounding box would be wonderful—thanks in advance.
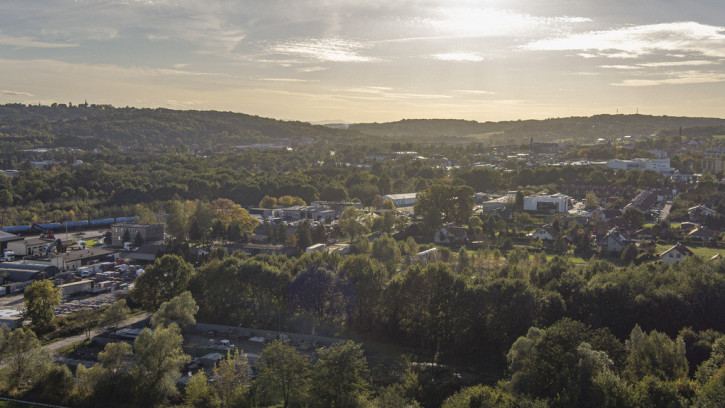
[2,0,725,123]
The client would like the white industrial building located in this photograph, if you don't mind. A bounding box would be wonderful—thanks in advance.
[382,193,417,207]
[523,194,572,213]
[606,158,674,175]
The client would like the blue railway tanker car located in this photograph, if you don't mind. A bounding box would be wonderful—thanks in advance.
[37,222,62,231]
[89,218,115,227]
[62,220,89,229]
[1,225,32,234]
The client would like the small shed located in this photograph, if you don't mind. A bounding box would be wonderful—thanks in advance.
[200,352,224,369]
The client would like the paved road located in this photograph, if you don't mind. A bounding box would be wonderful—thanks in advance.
[43,312,151,354]
[659,201,673,222]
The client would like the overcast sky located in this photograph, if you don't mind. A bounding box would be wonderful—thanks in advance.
[1,0,725,122]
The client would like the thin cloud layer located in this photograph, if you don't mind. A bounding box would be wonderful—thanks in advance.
[0,1,724,121]
[269,38,375,62]
[431,52,484,62]
[526,22,725,59]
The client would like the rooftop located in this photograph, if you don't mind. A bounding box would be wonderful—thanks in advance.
[0,231,23,243]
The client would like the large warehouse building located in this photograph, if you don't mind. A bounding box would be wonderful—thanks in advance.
[523,194,572,213]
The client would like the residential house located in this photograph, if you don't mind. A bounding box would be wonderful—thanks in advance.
[434,224,468,245]
[661,242,694,265]
[688,205,717,222]
[633,228,655,241]
[688,226,718,241]
[530,224,557,241]
[597,228,631,254]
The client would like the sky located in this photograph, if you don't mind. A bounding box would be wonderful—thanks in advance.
[1,0,725,123]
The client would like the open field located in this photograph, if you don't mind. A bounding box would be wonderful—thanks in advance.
[656,244,724,259]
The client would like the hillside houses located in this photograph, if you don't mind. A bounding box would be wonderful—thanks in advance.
[688,226,718,241]
[597,228,632,254]
[530,224,557,241]
[434,224,468,246]
[688,205,717,221]
[661,243,694,265]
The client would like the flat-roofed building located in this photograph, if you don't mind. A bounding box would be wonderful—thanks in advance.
[382,193,417,207]
[523,194,571,213]
[0,309,23,329]
[7,237,54,256]
[111,223,165,247]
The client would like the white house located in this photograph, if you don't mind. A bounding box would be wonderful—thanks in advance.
[597,228,631,253]
[434,224,468,245]
[661,243,694,265]
[530,225,557,241]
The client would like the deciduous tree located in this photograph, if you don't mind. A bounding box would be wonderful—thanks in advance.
[132,323,189,406]
[311,341,370,408]
[24,279,62,331]
[133,254,195,310]
[256,340,311,408]
[150,291,199,329]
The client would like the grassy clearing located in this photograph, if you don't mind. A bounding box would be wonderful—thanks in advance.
[656,244,723,259]
[545,254,588,264]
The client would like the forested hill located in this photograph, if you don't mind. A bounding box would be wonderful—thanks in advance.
[0,103,357,151]
[349,114,725,144]
[4,103,725,151]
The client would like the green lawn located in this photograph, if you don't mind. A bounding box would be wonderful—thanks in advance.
[656,244,723,259]
[545,254,588,264]
[643,222,680,229]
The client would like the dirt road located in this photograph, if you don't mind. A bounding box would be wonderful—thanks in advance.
[43,312,151,354]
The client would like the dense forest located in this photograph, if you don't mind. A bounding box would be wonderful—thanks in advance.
[0,103,360,151]
[0,145,700,226]
[4,248,725,407]
[350,115,725,144]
